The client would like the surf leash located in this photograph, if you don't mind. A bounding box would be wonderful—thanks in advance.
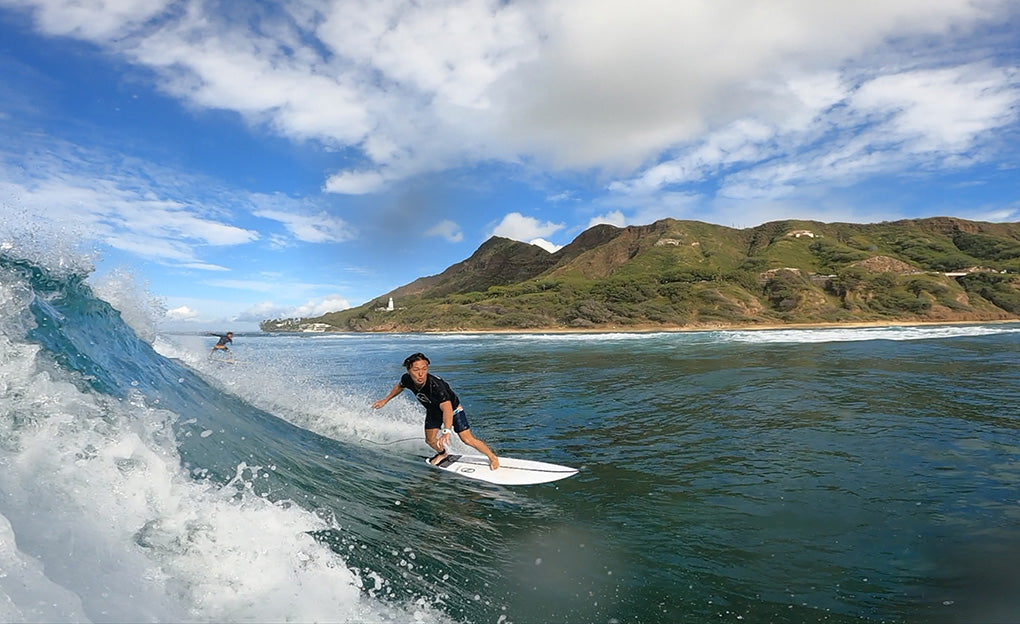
[357,436,420,446]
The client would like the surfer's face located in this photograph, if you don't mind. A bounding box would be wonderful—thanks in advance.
[408,360,429,386]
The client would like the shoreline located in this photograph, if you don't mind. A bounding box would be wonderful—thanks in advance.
[333,318,1020,336]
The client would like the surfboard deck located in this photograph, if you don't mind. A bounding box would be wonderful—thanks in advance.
[426,454,578,485]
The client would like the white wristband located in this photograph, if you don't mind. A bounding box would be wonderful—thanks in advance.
[439,427,453,436]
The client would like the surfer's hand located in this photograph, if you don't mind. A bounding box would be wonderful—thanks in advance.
[371,399,386,409]
[438,432,451,448]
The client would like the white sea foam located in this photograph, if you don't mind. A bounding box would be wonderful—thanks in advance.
[0,262,442,623]
[386,324,1020,347]
[716,323,1020,344]
[0,211,96,279]
[154,334,427,453]
[91,267,167,345]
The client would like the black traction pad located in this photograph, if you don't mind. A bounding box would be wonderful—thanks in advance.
[435,454,462,468]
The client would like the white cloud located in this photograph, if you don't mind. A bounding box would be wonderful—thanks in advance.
[291,294,351,317]
[166,305,199,321]
[4,0,170,41]
[610,63,1020,202]
[609,118,780,195]
[4,0,1018,249]
[323,170,390,195]
[9,0,1010,195]
[237,294,351,322]
[547,190,576,202]
[425,219,464,242]
[850,65,1019,154]
[203,279,294,294]
[317,0,537,110]
[254,208,355,243]
[490,211,564,242]
[0,134,363,275]
[529,237,561,253]
[0,165,259,267]
[497,0,1000,170]
[587,211,627,229]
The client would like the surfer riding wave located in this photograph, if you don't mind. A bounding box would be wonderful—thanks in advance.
[372,352,499,470]
[208,332,233,359]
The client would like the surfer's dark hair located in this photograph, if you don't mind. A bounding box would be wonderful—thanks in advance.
[403,352,430,369]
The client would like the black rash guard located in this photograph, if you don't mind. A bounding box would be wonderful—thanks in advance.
[400,372,460,423]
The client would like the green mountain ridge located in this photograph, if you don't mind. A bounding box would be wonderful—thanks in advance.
[261,217,1020,333]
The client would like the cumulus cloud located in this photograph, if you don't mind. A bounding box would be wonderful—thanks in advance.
[587,211,627,229]
[3,0,1018,255]
[6,0,1012,197]
[497,0,1007,169]
[322,170,389,195]
[1,0,170,41]
[490,211,564,242]
[166,305,199,321]
[609,62,1019,203]
[425,219,464,242]
[529,237,562,253]
[487,212,566,251]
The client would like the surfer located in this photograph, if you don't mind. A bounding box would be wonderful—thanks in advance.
[208,332,233,358]
[372,352,500,470]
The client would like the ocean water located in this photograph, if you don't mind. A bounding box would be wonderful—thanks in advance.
[3,251,1020,623]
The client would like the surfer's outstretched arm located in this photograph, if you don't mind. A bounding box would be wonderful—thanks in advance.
[371,383,403,409]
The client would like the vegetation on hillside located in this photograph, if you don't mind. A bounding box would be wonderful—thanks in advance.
[261,217,1020,332]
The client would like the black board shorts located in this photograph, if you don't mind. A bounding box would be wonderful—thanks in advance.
[424,408,470,432]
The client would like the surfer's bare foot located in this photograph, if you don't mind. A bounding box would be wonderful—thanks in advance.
[489,456,499,470]
[429,451,448,465]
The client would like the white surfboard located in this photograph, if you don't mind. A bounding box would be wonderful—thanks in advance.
[426,454,578,486]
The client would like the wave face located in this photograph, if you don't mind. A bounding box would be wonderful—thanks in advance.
[0,254,429,623]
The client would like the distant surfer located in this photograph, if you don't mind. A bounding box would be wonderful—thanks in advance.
[372,352,500,470]
[208,332,233,359]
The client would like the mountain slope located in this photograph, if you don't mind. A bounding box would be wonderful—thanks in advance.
[262,217,1020,332]
[387,236,556,300]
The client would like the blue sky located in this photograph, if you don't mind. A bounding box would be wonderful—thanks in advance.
[1,0,1018,332]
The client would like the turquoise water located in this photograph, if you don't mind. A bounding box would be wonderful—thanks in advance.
[3,253,1020,623]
